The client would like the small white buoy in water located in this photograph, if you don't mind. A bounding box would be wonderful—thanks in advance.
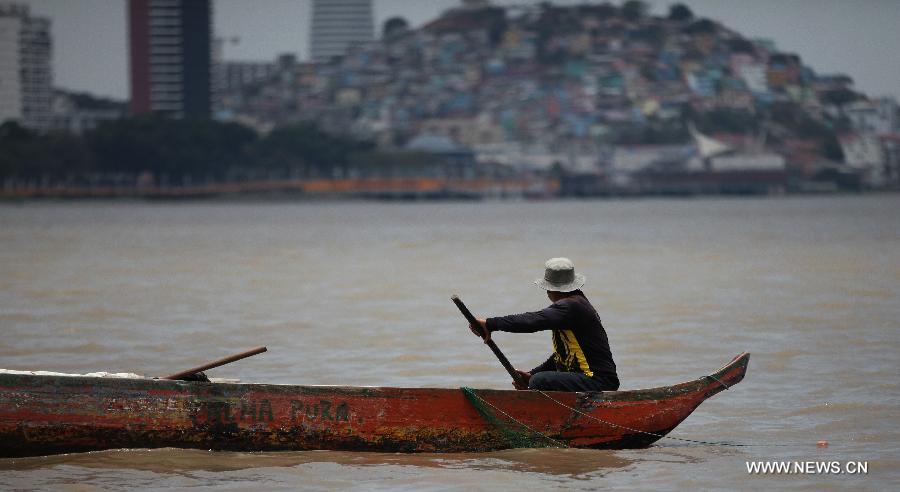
[817,440,828,448]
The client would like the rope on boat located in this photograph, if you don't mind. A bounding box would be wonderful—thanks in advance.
[706,374,731,390]
[460,387,568,449]
[535,389,753,447]
[465,373,808,449]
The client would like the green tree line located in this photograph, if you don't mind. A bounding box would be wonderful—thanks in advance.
[0,116,396,186]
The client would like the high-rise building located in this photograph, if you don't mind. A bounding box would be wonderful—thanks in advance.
[0,3,52,131]
[129,0,212,119]
[310,0,374,64]
[0,14,21,124]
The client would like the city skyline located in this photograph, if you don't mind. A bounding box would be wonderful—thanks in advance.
[12,0,900,101]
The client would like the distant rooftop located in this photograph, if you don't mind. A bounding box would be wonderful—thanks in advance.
[406,134,468,153]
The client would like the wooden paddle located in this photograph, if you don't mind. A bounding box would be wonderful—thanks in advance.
[163,346,267,380]
[451,295,527,388]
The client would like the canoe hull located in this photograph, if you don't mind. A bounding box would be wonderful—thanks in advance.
[0,353,748,457]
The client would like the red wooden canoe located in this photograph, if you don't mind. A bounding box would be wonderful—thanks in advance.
[0,353,748,457]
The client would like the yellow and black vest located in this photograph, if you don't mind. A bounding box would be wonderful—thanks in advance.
[485,291,617,379]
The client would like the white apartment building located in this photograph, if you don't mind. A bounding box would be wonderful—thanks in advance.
[310,0,374,63]
[0,3,52,130]
[846,98,899,135]
[840,133,887,186]
[737,63,768,94]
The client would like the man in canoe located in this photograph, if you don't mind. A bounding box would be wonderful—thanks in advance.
[469,258,619,392]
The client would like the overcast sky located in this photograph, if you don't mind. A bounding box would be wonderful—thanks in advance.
[17,0,900,101]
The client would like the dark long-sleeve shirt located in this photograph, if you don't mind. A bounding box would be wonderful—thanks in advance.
[485,291,618,380]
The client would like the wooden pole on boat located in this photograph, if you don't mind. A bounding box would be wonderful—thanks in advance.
[451,295,526,387]
[163,346,267,380]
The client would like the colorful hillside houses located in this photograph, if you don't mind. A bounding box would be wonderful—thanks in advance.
[211,1,900,192]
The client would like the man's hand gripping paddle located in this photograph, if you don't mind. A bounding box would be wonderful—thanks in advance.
[451,295,528,389]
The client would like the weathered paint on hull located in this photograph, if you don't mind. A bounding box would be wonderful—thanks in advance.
[0,353,748,457]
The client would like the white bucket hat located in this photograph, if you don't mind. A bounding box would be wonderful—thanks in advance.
[534,257,585,292]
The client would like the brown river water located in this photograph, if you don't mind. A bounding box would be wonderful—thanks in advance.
[0,195,898,490]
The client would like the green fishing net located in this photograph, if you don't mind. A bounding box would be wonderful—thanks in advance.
[460,386,563,448]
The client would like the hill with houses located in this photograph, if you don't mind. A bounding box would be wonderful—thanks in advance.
[219,1,899,193]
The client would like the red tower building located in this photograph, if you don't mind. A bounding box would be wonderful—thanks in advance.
[128,0,211,119]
